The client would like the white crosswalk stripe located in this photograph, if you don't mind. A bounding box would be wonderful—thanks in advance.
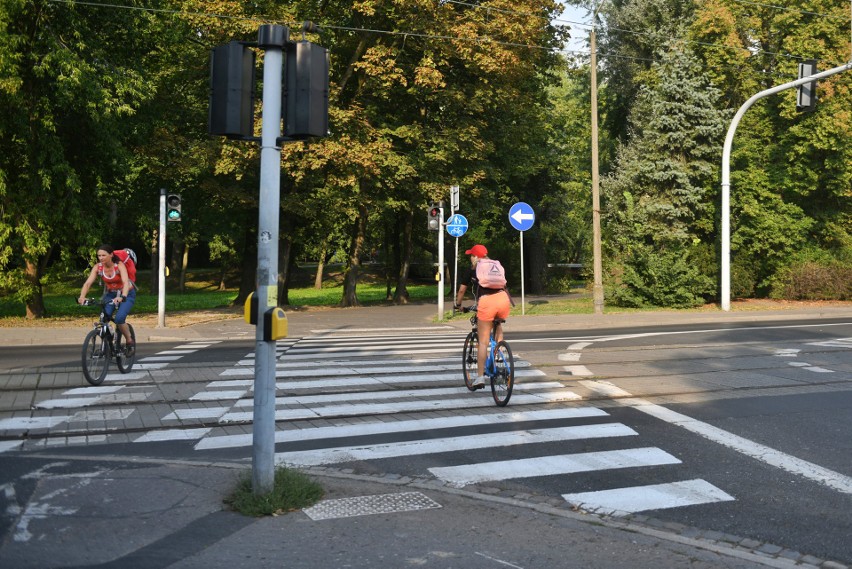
[184,331,736,516]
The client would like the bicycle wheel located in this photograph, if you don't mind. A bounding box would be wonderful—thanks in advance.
[116,324,136,374]
[82,329,110,386]
[490,340,514,406]
[462,331,479,391]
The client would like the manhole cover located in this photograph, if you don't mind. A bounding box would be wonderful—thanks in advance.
[303,491,442,521]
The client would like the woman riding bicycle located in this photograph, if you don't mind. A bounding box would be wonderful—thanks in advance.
[454,243,511,388]
[78,244,136,355]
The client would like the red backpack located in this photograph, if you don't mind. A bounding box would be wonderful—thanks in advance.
[114,248,138,284]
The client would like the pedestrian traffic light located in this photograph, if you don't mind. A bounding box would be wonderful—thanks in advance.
[427,205,442,231]
[284,40,329,139]
[208,41,256,138]
[167,193,182,222]
[796,59,817,112]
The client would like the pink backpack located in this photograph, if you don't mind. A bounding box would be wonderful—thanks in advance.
[476,259,507,289]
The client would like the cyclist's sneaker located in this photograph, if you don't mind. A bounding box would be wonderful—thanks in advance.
[472,375,487,388]
[125,342,135,357]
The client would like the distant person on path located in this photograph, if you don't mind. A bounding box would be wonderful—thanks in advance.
[78,244,136,354]
[454,243,511,388]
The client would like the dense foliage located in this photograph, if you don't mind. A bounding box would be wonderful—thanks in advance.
[0,0,849,317]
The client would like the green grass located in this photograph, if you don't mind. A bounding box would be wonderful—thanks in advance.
[0,270,447,319]
[225,467,324,517]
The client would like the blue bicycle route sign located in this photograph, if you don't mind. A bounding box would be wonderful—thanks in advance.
[446,213,469,237]
[508,202,535,232]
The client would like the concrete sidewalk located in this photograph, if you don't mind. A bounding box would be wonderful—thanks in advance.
[0,458,818,569]
[3,298,852,346]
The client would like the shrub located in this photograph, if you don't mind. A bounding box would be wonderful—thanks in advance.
[771,260,852,300]
[606,244,715,308]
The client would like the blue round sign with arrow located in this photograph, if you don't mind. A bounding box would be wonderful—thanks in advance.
[508,202,535,232]
[446,214,469,237]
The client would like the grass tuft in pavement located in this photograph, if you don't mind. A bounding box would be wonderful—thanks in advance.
[225,467,325,517]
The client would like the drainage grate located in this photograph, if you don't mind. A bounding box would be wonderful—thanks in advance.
[303,492,442,521]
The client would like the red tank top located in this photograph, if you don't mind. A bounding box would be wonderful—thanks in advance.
[98,262,125,291]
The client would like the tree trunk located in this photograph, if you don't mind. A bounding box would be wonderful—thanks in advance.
[393,208,413,304]
[340,203,367,307]
[234,227,256,307]
[314,239,327,289]
[385,219,395,300]
[277,231,292,306]
[150,229,159,293]
[23,257,45,319]
[178,241,189,293]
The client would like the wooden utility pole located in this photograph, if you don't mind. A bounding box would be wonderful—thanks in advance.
[590,27,604,314]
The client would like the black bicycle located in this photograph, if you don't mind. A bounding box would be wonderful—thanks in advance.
[80,297,136,385]
[461,306,514,406]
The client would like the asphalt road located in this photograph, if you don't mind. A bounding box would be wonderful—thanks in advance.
[1,318,850,565]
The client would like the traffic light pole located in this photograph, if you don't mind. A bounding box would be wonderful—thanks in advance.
[437,204,445,321]
[157,189,166,328]
[252,24,287,495]
[720,60,851,311]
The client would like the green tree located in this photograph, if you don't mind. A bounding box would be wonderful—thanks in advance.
[603,43,727,307]
[0,0,159,317]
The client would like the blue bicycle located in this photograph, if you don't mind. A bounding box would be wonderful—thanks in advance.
[462,306,514,406]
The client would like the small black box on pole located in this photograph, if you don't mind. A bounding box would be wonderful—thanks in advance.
[209,41,256,138]
[283,41,329,139]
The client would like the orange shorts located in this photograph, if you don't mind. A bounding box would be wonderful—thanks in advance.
[477,291,511,322]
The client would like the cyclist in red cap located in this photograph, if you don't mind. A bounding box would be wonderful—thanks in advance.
[454,243,511,388]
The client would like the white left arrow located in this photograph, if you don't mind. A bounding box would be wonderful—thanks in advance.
[511,210,534,223]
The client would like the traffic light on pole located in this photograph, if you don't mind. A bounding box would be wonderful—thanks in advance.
[427,204,442,231]
[796,59,817,112]
[167,194,182,222]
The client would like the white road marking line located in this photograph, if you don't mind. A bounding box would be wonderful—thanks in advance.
[277,423,637,468]
[196,407,610,450]
[807,337,852,348]
[429,447,679,487]
[34,397,102,409]
[558,353,582,361]
[0,440,24,453]
[0,416,69,431]
[153,350,197,355]
[162,407,231,421]
[222,391,581,423]
[568,342,593,350]
[561,365,593,376]
[189,390,248,401]
[138,355,183,362]
[231,381,561,407]
[222,363,535,380]
[581,380,852,495]
[133,363,170,370]
[63,386,123,395]
[69,409,134,421]
[774,349,800,357]
[562,479,735,515]
[134,428,212,442]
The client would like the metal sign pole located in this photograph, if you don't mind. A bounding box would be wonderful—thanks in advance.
[252,24,286,495]
[437,204,445,320]
[520,231,525,315]
[157,189,166,328]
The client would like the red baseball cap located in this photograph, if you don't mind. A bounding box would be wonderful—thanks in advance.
[465,244,487,257]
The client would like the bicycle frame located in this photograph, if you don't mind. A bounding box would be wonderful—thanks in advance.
[462,307,514,406]
[80,297,136,385]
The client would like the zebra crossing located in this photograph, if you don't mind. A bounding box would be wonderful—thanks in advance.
[195,330,736,516]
